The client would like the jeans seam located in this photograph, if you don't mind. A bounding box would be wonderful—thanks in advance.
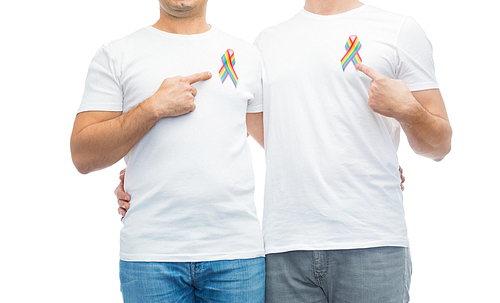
[313,251,327,287]
[190,262,196,286]
[402,248,411,303]
[402,250,406,302]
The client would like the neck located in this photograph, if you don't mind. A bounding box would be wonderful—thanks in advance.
[304,0,363,15]
[153,6,210,35]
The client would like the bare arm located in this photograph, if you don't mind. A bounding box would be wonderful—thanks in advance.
[70,105,158,174]
[70,72,212,174]
[246,112,264,148]
[401,89,451,161]
[356,64,452,161]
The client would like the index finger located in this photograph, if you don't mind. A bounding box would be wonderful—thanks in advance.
[356,63,385,81]
[183,71,212,85]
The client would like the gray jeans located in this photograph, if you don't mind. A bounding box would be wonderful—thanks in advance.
[265,246,412,303]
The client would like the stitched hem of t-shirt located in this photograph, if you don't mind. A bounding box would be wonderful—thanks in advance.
[246,108,264,114]
[407,83,439,92]
[264,239,410,255]
[120,250,265,263]
[77,104,123,114]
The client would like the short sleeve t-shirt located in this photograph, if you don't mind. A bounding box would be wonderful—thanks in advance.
[79,26,264,262]
[254,5,438,254]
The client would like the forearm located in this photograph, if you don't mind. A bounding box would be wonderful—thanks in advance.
[355,64,452,161]
[71,100,159,174]
[246,112,264,148]
[71,72,211,174]
[399,101,452,162]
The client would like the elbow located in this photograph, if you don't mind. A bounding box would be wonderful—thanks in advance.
[414,136,452,162]
[432,144,451,162]
[431,129,453,162]
[434,144,451,162]
[416,148,448,162]
[71,147,111,175]
[70,136,96,174]
[433,158,445,162]
[72,155,92,175]
[432,155,445,162]
[75,165,92,175]
[70,144,93,175]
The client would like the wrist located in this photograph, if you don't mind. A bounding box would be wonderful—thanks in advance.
[139,95,164,121]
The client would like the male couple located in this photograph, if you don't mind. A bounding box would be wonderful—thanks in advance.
[71,0,452,302]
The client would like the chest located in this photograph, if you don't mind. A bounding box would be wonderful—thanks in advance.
[262,28,399,86]
[117,45,257,114]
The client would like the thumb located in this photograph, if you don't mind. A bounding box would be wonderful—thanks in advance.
[356,63,385,81]
[184,71,212,85]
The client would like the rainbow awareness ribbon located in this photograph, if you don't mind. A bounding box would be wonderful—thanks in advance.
[341,35,362,71]
[219,49,238,87]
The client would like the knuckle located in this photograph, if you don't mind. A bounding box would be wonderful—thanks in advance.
[368,98,377,109]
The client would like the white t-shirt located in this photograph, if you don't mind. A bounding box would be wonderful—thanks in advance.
[79,26,265,262]
[254,5,438,254]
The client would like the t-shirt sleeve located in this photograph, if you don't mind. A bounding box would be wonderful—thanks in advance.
[396,17,439,91]
[78,45,123,113]
[246,53,264,113]
[253,31,264,49]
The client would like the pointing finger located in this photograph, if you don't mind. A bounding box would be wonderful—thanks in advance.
[356,63,385,81]
[184,71,212,85]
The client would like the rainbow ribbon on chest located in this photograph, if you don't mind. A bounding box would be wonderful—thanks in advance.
[341,35,362,71]
[219,49,238,87]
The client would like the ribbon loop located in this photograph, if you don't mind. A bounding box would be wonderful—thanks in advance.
[341,35,362,71]
[219,49,238,87]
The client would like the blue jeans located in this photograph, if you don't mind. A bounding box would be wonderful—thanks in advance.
[120,257,265,303]
[265,247,412,303]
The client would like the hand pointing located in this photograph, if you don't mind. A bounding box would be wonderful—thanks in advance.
[356,63,417,122]
[148,71,213,118]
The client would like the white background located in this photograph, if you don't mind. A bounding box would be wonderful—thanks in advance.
[1,0,498,302]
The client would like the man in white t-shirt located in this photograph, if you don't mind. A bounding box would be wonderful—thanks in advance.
[116,0,452,302]
[71,0,266,302]
[256,1,451,302]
